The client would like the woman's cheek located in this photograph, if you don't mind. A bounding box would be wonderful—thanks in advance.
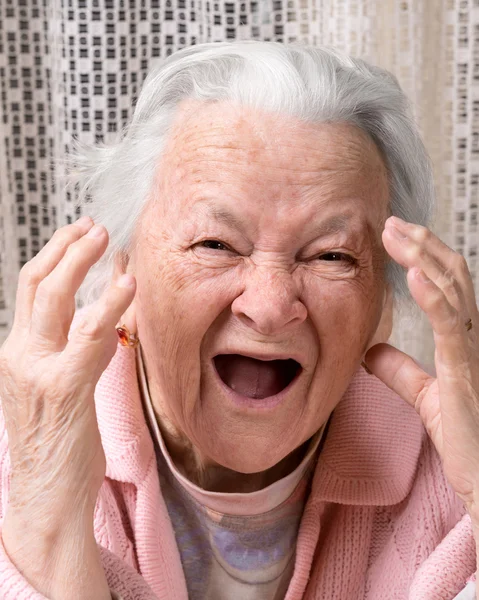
[146,260,242,342]
[154,248,235,292]
[167,261,244,311]
[305,277,382,344]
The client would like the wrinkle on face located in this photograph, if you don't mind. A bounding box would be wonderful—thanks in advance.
[128,99,391,490]
[165,99,388,193]
[157,104,388,264]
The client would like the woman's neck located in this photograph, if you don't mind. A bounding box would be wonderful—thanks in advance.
[158,417,309,493]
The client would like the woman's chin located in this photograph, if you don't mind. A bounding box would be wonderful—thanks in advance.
[194,424,299,476]
[192,389,313,476]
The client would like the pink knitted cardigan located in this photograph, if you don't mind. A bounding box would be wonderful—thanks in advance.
[0,344,476,599]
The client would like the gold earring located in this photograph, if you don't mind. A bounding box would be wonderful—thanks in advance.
[116,324,139,348]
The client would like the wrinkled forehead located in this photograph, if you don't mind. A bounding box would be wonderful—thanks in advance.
[165,98,386,168]
[156,99,390,224]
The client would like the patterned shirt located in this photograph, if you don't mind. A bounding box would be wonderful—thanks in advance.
[137,347,323,600]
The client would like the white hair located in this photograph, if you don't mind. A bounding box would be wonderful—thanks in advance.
[67,40,434,303]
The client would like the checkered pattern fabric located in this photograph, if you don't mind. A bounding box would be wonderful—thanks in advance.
[0,1,477,365]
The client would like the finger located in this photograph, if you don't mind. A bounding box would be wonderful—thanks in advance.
[62,274,137,377]
[364,342,433,413]
[384,217,477,318]
[383,224,466,317]
[407,266,471,367]
[29,224,110,351]
[13,217,94,331]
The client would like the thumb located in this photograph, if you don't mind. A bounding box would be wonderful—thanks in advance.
[364,342,434,410]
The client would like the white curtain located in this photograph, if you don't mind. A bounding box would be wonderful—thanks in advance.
[1,0,477,366]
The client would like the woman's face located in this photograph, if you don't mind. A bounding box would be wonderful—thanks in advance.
[127,101,390,473]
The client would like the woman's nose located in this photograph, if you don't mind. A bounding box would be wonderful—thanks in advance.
[231,269,308,336]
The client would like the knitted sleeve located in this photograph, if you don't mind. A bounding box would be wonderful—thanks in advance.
[0,406,158,600]
[408,436,476,599]
[0,535,158,600]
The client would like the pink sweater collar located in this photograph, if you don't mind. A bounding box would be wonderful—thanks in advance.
[95,345,424,506]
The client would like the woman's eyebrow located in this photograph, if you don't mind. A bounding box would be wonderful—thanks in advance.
[194,201,373,240]
[193,201,249,233]
[313,214,354,237]
[310,214,383,249]
[310,213,377,240]
[209,208,246,231]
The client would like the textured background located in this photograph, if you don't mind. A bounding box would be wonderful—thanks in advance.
[0,0,477,365]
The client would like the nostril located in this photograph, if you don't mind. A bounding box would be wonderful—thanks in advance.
[237,312,256,328]
[290,300,308,324]
[231,285,307,335]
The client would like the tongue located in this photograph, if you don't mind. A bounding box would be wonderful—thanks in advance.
[215,355,290,399]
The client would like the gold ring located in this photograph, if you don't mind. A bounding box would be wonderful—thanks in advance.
[465,318,473,332]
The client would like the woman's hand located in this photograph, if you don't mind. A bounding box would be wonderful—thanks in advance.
[0,216,136,600]
[365,216,479,524]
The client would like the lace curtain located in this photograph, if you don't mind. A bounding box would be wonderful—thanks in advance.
[0,0,477,365]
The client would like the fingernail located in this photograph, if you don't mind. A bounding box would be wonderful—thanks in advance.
[388,216,407,227]
[361,361,372,375]
[86,224,104,238]
[386,223,408,241]
[416,268,431,283]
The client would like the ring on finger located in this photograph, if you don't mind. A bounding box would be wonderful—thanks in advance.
[466,318,473,332]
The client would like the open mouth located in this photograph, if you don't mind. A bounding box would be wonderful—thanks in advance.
[213,354,302,400]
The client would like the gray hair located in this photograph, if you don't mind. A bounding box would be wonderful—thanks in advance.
[68,40,434,303]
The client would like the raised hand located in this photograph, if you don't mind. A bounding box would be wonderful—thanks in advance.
[365,216,479,524]
[0,216,136,600]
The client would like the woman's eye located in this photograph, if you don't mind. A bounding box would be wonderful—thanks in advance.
[318,252,355,263]
[198,240,230,251]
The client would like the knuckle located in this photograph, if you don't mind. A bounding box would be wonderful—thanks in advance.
[428,291,443,312]
[440,272,458,295]
[62,242,79,262]
[441,267,467,305]
[34,279,53,302]
[453,253,469,275]
[430,290,459,329]
[18,260,41,288]
[18,261,31,279]
[64,237,90,260]
[51,230,75,254]
[406,244,423,263]
[63,230,104,264]
[448,308,461,331]
[33,279,64,310]
[48,226,85,257]
[75,314,105,341]
[413,225,431,245]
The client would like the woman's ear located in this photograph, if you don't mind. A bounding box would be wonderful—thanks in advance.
[369,284,393,347]
[113,252,138,333]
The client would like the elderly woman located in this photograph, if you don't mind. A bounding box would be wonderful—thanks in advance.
[0,41,478,600]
